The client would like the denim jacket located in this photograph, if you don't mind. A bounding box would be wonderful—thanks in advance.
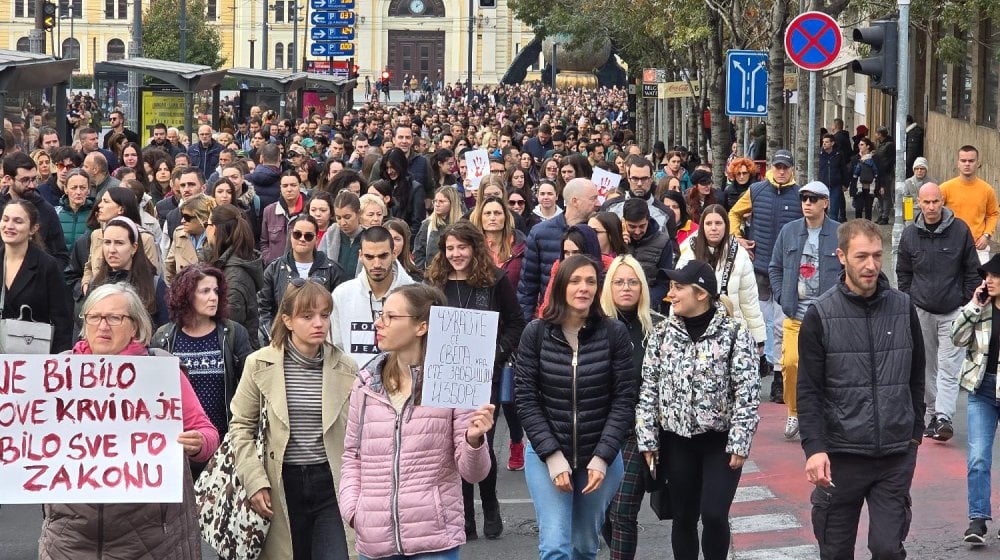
[769,216,843,319]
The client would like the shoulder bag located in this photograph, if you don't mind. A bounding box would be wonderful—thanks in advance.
[195,397,271,560]
[0,261,52,354]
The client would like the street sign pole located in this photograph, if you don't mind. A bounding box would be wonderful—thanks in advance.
[807,71,817,182]
[890,0,911,285]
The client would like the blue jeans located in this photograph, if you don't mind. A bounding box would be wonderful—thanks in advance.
[968,392,1000,519]
[829,185,847,223]
[359,546,459,560]
[524,443,624,560]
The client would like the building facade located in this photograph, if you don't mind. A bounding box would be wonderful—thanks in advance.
[1,0,535,88]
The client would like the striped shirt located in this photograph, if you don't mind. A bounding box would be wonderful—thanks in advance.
[283,343,327,465]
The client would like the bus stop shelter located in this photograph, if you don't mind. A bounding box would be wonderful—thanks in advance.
[227,68,306,120]
[300,74,357,118]
[0,49,76,141]
[99,57,227,140]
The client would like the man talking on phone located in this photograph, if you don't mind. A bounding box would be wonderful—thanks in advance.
[797,219,925,559]
[897,183,981,443]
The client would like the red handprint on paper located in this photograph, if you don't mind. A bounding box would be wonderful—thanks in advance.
[472,156,486,178]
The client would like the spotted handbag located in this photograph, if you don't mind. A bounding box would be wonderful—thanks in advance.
[194,399,270,560]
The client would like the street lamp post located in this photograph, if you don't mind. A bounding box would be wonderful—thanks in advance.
[262,1,269,69]
[291,1,298,72]
[466,0,473,102]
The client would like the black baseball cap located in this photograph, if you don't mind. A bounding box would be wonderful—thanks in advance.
[658,261,718,298]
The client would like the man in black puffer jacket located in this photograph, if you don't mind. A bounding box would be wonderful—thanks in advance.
[798,219,925,559]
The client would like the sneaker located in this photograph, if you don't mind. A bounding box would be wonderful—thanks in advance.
[965,519,987,545]
[784,416,799,439]
[923,417,939,439]
[507,441,525,471]
[932,418,955,442]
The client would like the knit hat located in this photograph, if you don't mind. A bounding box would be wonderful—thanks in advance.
[912,157,928,170]
[856,125,869,136]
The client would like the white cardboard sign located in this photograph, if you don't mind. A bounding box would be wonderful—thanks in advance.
[592,167,622,205]
[464,149,490,191]
[421,306,499,410]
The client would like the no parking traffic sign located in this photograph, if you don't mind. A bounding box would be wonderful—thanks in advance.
[785,11,842,71]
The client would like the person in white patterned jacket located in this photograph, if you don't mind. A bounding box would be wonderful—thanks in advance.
[635,260,761,560]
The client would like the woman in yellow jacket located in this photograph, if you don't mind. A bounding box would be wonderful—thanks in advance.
[229,279,356,559]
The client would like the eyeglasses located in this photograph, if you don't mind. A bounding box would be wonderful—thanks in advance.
[612,279,642,289]
[800,194,824,204]
[82,313,132,326]
[292,230,316,241]
[629,176,652,183]
[372,310,415,326]
[55,162,74,170]
[508,199,525,207]
[14,176,38,186]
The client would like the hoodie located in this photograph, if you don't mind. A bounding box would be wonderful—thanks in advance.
[897,207,981,314]
[247,164,282,209]
[329,263,416,368]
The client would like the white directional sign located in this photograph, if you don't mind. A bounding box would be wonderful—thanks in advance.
[726,50,768,117]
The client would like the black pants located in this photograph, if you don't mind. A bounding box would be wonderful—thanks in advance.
[854,186,875,219]
[463,422,499,516]
[501,401,523,443]
[663,430,743,560]
[282,462,349,560]
[811,449,916,560]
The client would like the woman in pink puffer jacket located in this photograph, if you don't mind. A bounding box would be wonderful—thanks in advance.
[340,283,494,560]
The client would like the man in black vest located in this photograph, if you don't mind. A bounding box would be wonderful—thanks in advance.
[798,219,925,559]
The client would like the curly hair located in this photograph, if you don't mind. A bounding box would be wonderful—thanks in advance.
[166,263,229,328]
[727,157,757,182]
[425,221,498,289]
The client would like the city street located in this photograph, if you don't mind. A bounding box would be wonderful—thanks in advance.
[0,399,997,559]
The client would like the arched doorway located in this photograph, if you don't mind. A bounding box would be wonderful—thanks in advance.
[385,0,446,88]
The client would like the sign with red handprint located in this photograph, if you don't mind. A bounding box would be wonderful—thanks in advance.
[464,149,490,191]
[592,167,622,205]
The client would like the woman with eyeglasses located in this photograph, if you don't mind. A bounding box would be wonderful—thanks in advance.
[165,193,216,284]
[231,279,357,560]
[205,204,264,350]
[151,263,253,462]
[541,158,560,182]
[90,215,168,328]
[57,168,95,252]
[260,214,344,347]
[261,170,307,265]
[508,187,541,235]
[39,282,220,559]
[83,186,162,294]
[723,157,757,211]
[425,221,526,540]
[587,211,629,261]
[598,255,665,560]
[340,283,494,559]
[0,199,74,352]
[516,254,635,560]
[414,185,463,270]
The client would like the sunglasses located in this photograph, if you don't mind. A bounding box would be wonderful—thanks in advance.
[180,213,198,222]
[508,199,526,207]
[289,277,322,288]
[800,194,825,204]
[292,230,316,241]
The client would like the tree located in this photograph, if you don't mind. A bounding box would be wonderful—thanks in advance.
[142,0,225,68]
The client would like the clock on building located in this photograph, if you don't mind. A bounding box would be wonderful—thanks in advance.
[409,0,425,14]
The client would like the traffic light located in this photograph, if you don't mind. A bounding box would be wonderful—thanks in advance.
[42,1,56,30]
[351,64,360,79]
[381,70,391,82]
[851,19,898,92]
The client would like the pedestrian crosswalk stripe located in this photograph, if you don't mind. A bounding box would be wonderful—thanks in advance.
[742,460,759,473]
[732,544,819,559]
[733,485,776,503]
[730,513,801,534]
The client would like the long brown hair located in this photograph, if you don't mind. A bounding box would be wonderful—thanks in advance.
[425,221,498,289]
[691,204,731,269]
[470,196,516,264]
[380,283,446,395]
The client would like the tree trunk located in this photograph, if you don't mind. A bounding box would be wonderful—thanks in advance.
[766,0,791,161]
[636,93,653,153]
[707,13,728,181]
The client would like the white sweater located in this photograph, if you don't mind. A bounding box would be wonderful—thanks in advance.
[676,236,767,344]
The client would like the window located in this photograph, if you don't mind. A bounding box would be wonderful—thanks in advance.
[105,0,126,18]
[274,0,283,22]
[62,38,80,69]
[957,30,974,120]
[15,37,30,52]
[58,0,82,17]
[275,43,284,68]
[287,43,294,69]
[107,38,125,60]
[207,0,216,19]
[14,0,36,17]
[984,21,1000,127]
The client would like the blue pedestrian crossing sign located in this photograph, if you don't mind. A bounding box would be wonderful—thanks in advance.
[726,50,768,117]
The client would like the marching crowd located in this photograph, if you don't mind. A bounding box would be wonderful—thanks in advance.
[0,86,997,560]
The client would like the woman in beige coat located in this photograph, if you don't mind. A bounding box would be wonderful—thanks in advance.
[164,193,215,284]
[229,279,356,559]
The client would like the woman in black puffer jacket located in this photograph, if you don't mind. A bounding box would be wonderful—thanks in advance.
[515,254,636,560]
